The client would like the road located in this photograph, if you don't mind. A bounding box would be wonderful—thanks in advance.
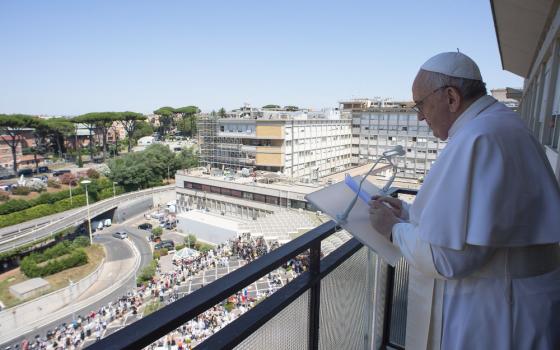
[0,225,153,349]
[0,185,174,254]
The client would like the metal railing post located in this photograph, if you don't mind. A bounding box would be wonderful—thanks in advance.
[308,240,321,350]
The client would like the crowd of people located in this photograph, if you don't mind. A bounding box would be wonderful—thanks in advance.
[7,290,146,350]
[8,232,292,350]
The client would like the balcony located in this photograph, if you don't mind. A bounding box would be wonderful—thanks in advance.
[89,188,416,350]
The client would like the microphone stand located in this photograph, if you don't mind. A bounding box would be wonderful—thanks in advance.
[336,153,401,224]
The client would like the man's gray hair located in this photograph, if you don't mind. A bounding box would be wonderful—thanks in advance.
[419,69,487,100]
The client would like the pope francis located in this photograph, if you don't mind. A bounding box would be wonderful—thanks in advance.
[369,52,560,350]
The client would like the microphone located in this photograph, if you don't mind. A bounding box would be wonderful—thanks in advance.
[336,145,404,224]
[383,145,405,158]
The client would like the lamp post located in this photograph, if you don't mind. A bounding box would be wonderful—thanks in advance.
[167,164,170,182]
[69,181,73,205]
[81,179,93,245]
[112,181,117,198]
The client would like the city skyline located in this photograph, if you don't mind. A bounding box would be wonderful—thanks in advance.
[0,0,523,115]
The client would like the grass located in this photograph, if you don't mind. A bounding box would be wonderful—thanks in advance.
[142,300,161,316]
[0,244,105,308]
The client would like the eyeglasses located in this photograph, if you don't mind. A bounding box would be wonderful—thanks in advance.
[411,85,450,114]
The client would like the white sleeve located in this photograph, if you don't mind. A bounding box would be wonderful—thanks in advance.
[400,201,411,220]
[392,223,496,279]
[392,223,443,279]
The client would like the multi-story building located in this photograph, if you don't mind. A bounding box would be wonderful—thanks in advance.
[341,98,446,180]
[198,108,352,181]
[492,0,560,183]
[490,88,522,111]
[0,129,36,170]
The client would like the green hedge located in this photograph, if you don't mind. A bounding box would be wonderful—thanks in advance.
[0,177,122,216]
[19,240,90,278]
[0,185,125,229]
[137,259,158,284]
[0,186,86,215]
[0,195,88,228]
[20,249,88,278]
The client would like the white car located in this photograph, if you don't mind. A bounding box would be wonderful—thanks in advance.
[104,219,112,227]
[112,231,128,239]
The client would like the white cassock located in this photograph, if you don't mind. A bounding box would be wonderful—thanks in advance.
[391,95,560,350]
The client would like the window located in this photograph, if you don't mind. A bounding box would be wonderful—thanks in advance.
[243,192,253,200]
[184,181,193,189]
[265,196,279,205]
[253,194,266,203]
[220,125,225,132]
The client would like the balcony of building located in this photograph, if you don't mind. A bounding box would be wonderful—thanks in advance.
[89,187,416,350]
[81,1,560,349]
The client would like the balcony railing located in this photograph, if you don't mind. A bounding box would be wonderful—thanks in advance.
[89,188,417,350]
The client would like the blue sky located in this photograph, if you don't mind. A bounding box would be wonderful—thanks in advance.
[0,0,523,115]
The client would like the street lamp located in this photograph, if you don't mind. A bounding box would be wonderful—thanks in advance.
[81,179,93,245]
[167,164,170,182]
[69,181,73,205]
[112,181,117,198]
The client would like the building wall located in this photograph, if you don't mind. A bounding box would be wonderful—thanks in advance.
[198,116,353,180]
[283,119,352,179]
[517,9,560,182]
[0,131,36,169]
[256,124,284,139]
[350,109,445,180]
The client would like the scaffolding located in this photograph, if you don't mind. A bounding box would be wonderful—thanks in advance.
[197,114,255,172]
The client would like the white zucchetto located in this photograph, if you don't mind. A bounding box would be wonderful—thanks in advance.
[420,52,482,81]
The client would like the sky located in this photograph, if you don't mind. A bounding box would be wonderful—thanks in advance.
[0,0,523,116]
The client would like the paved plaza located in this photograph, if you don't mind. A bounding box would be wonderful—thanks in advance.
[80,255,296,347]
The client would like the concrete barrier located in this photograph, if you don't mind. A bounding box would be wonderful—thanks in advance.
[114,197,153,223]
[0,258,105,331]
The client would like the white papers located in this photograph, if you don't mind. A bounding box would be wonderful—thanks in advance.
[305,175,402,266]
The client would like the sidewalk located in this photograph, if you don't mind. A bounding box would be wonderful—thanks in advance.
[76,252,136,301]
[0,237,140,345]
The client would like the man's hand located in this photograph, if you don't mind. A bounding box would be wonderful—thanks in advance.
[369,199,400,239]
[371,195,406,220]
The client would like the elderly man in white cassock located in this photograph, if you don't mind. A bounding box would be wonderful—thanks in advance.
[369,52,560,350]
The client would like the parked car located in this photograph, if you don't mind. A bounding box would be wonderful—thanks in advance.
[138,223,153,230]
[154,240,174,250]
[37,166,50,173]
[164,221,176,230]
[104,219,112,227]
[0,170,15,180]
[52,169,71,176]
[112,231,128,239]
[92,220,104,232]
[17,168,33,177]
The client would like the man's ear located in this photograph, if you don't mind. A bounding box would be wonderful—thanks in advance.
[446,87,462,113]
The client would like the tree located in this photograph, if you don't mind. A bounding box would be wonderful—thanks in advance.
[176,147,199,169]
[175,106,199,137]
[262,104,280,109]
[0,114,34,171]
[285,106,299,111]
[29,118,51,170]
[108,144,176,190]
[72,114,99,160]
[132,121,153,141]
[45,118,75,159]
[218,108,226,118]
[95,112,119,161]
[73,112,118,161]
[153,107,175,136]
[117,111,146,153]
